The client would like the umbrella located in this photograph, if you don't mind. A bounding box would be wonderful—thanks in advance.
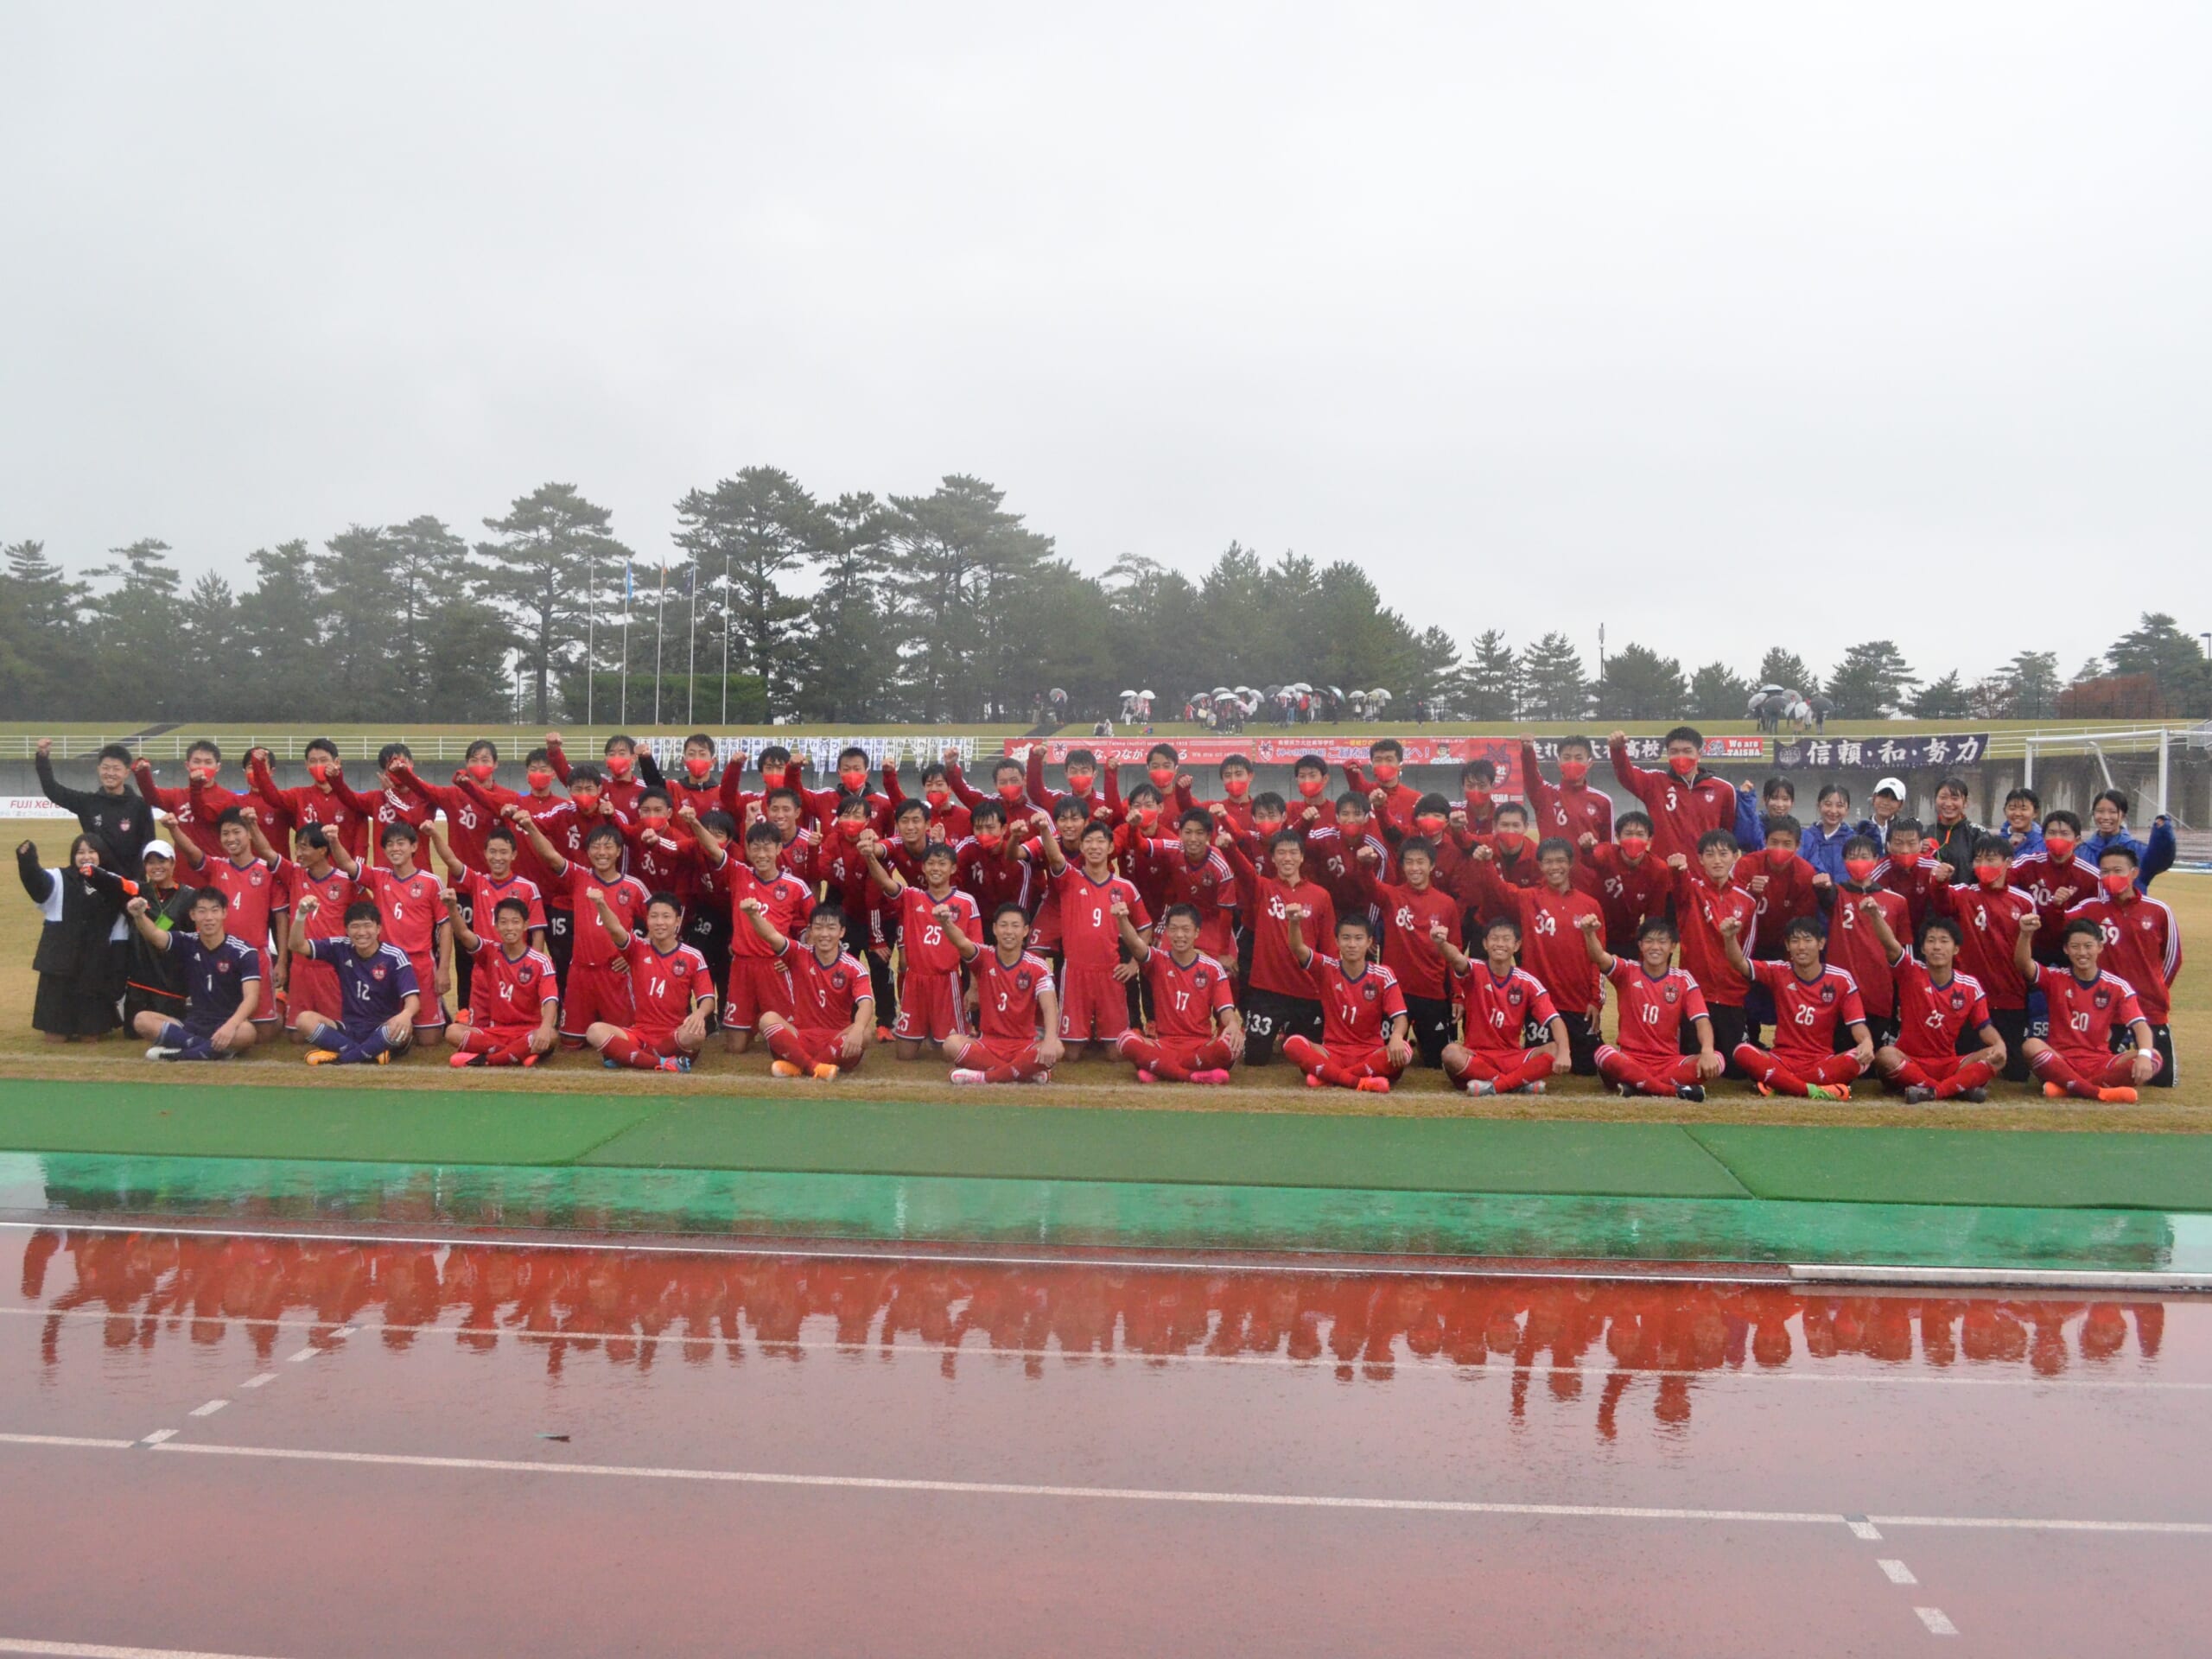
[1370,689,1392,704]
[1326,685,1344,701]
[1140,689,1154,700]
[1119,689,1138,700]
[1212,685,1234,698]
[1049,686,1067,701]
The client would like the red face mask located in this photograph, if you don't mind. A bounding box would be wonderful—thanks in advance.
[1764,847,1794,870]
[839,768,868,791]
[1844,856,1878,882]
[998,781,1027,802]
[1465,788,1491,809]
[188,764,216,784]
[2044,835,2075,861]
[976,829,1002,849]
[1669,753,1699,778]
[1147,766,1176,789]
[760,768,785,788]
[1223,777,1250,798]
[467,761,497,783]
[1497,830,1527,853]
[1414,814,1448,836]
[1371,762,1400,785]
[685,756,715,780]
[1297,777,1327,798]
[1618,834,1650,861]
[1974,862,2007,887]
[526,768,556,792]
[571,788,601,810]
[925,786,950,806]
[2101,870,2133,896]
[307,763,330,784]
[605,753,632,777]
[1558,760,1590,784]
[1255,817,1286,836]
[1064,771,1095,795]
[1136,807,1160,830]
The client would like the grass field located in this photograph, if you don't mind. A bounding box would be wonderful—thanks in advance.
[3,818,2202,1134]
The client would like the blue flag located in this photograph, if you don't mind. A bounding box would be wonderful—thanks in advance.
[623,562,634,601]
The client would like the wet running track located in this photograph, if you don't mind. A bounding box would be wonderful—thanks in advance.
[2,1224,2208,1657]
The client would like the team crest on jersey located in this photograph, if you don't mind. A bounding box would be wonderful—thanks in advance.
[518,967,535,985]
[1662,983,1677,1004]
[2141,915,2157,931]
[249,868,264,887]
[1819,982,1835,1004]
[1362,982,1376,1001]
[371,965,387,982]
[830,972,848,991]
[1949,989,1966,1010]
[1016,972,1033,992]
[2094,989,2111,1009]
[1193,969,1210,988]
[118,817,133,834]
[1506,986,1522,1006]
[672,959,690,977]
[216,961,231,975]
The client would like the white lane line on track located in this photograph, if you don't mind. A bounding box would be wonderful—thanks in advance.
[237,1373,276,1390]
[0,1638,299,1659]
[281,1346,320,1364]
[187,1400,227,1418]
[134,1430,176,1447]
[3,1306,2197,1393]
[1878,1558,1918,1584]
[1874,1513,2212,1535]
[1847,1517,1884,1540]
[0,1433,135,1451]
[1914,1606,1959,1636]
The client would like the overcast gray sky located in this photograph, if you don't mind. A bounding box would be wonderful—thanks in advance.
[4,3,2206,687]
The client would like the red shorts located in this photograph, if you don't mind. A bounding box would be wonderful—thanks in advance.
[1894,1051,1969,1080]
[561,961,632,1037]
[722,955,795,1031]
[403,948,445,1028]
[1326,1042,1404,1080]
[893,969,967,1043]
[1058,963,1129,1042]
[287,957,342,1028]
[950,1034,1037,1069]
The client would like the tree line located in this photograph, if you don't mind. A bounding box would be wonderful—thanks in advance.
[2,468,2205,727]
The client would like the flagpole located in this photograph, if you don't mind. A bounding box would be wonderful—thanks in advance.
[619,561,632,728]
[653,563,668,728]
[686,561,699,728]
[720,552,733,725]
[585,549,595,731]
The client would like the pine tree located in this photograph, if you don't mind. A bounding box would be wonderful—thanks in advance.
[232,541,326,720]
[881,475,1055,721]
[1823,640,1917,720]
[1519,632,1588,721]
[0,540,86,718]
[1999,650,2061,721]
[1906,671,1971,720]
[2106,613,2211,716]
[1688,661,1752,721]
[384,516,472,706]
[477,484,629,725]
[1462,629,1518,721]
[86,539,181,719]
[672,466,817,720]
[794,492,893,723]
[1594,644,1688,721]
[1757,647,1816,693]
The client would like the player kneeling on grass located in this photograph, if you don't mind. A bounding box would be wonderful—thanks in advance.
[1716,913,1872,1100]
[125,887,262,1062]
[1434,917,1571,1096]
[944,902,1065,1084]
[1111,900,1243,1084]
[1577,912,1722,1101]
[2012,913,2162,1103]
[443,893,559,1068]
[583,889,711,1074]
[1280,906,1412,1094]
[741,898,875,1081]
[286,895,419,1065]
[1852,907,2005,1103]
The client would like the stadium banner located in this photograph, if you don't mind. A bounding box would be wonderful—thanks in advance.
[1773,734,1990,771]
[642,735,984,772]
[1,798,79,820]
[1014,734,1765,768]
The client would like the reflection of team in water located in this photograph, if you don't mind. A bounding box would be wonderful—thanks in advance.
[22,1230,2164,1433]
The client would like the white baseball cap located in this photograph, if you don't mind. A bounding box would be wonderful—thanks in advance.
[140,841,175,862]
[1873,777,1907,799]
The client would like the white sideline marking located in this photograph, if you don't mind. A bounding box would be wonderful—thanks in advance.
[282,1347,319,1364]
[1915,1606,1958,1636]
[1847,1519,1883,1539]
[1874,1513,2212,1535]
[0,1433,134,1451]
[135,1429,176,1447]
[188,1400,227,1418]
[3,1307,2197,1393]
[0,1641,298,1659]
[1878,1558,1917,1584]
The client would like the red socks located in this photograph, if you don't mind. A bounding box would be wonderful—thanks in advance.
[598,1031,660,1071]
[982,1043,1048,1084]
[765,1024,812,1070]
[1735,1045,1863,1096]
[1597,1047,1693,1096]
[1446,1050,1554,1093]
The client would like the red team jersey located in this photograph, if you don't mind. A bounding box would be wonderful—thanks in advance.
[461,870,547,936]
[247,756,370,857]
[1749,959,1866,1064]
[468,939,557,1030]
[568,870,651,969]
[1671,868,1758,1006]
[1130,841,1238,957]
[1887,951,1992,1063]
[1517,741,1614,843]
[139,773,246,860]
[2064,893,2181,1024]
[1876,854,1944,935]
[1222,842,1338,1002]
[2027,963,2145,1065]
[1605,957,1710,1060]
[1305,952,1407,1049]
[778,941,871,1034]
[1465,862,1605,1018]
[201,855,285,965]
[1142,949,1236,1044]
[2008,852,2103,948]
[1574,843,1672,952]
[955,837,1033,918]
[1457,964,1560,1055]
[1608,740,1737,866]
[899,886,982,975]
[1928,881,2035,1010]
[622,823,699,906]
[1818,885,1912,1020]
[359,865,444,961]
[971,948,1053,1044]
[720,861,813,959]
[618,936,711,1034]
[1352,873,1461,1001]
[1732,852,1820,960]
[1052,867,1148,971]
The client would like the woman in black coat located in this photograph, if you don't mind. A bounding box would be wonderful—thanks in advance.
[18,836,135,1040]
